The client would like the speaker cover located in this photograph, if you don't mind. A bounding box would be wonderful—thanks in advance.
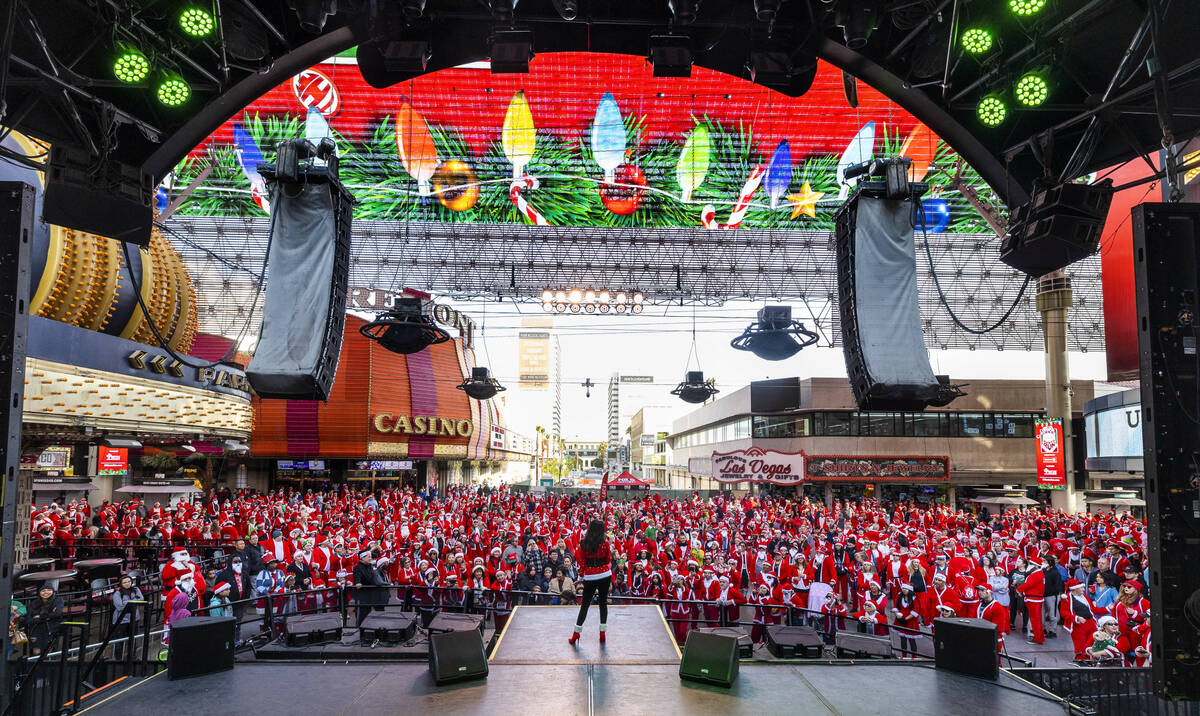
[360,612,418,642]
[284,612,343,646]
[679,630,739,687]
[835,192,943,410]
[245,174,353,400]
[933,616,998,680]
[429,628,488,685]
[168,616,235,680]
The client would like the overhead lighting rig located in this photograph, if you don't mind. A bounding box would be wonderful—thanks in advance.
[541,288,644,314]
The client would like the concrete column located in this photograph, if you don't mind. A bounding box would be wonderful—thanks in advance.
[823,483,833,509]
[1036,271,1078,514]
[947,484,957,511]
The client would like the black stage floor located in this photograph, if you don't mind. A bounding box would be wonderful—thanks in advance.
[78,604,1067,715]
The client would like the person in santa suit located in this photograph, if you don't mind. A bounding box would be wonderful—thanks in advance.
[890,583,922,659]
[919,573,961,625]
[749,581,780,644]
[160,549,205,596]
[819,590,849,634]
[664,573,695,645]
[884,550,910,603]
[975,582,1009,664]
[774,579,807,626]
[259,529,294,566]
[412,567,441,627]
[466,565,490,616]
[714,575,745,627]
[1085,615,1125,663]
[954,569,980,618]
[163,570,203,624]
[1015,558,1047,644]
[490,569,514,635]
[1061,579,1097,660]
[1123,621,1151,667]
[697,568,721,627]
[851,599,888,637]
[1113,580,1150,641]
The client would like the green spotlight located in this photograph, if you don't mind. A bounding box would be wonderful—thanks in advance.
[113,49,150,83]
[961,28,994,54]
[1015,72,1048,106]
[1009,0,1046,16]
[179,7,214,37]
[978,95,1006,126]
[157,76,191,106]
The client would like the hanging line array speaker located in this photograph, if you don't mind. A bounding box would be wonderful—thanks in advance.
[834,188,946,411]
[246,139,355,400]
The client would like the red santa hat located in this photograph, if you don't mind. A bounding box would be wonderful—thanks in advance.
[1066,579,1084,590]
[1121,580,1143,591]
[213,582,231,595]
[900,582,914,591]
[171,549,190,562]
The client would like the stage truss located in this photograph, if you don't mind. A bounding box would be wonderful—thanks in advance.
[163,216,1104,353]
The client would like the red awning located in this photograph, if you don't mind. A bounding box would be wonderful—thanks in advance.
[606,471,650,488]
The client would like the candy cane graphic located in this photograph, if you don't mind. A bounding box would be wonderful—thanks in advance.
[701,164,765,230]
[509,175,550,226]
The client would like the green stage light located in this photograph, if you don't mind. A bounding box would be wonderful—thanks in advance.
[1009,0,1046,16]
[157,77,191,106]
[179,7,214,37]
[978,95,1006,126]
[1015,72,1048,106]
[961,28,994,54]
[113,49,149,83]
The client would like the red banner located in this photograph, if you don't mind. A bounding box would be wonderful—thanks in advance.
[97,447,128,476]
[804,456,949,482]
[1035,418,1066,489]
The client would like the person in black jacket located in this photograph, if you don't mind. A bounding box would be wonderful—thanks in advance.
[1042,555,1065,638]
[236,536,265,582]
[216,555,253,643]
[353,550,389,627]
[24,583,63,655]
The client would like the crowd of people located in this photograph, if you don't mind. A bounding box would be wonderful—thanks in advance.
[21,485,1152,665]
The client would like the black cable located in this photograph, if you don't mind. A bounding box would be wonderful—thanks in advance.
[919,201,1033,335]
[120,212,274,369]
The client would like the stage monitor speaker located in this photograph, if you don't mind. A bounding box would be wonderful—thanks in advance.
[766,625,823,658]
[245,158,353,400]
[695,626,754,658]
[834,630,892,659]
[285,612,343,646]
[1133,202,1200,700]
[428,628,488,685]
[360,612,418,642]
[42,145,153,245]
[933,617,997,680]
[428,612,485,634]
[679,630,739,687]
[167,616,235,680]
[834,191,945,411]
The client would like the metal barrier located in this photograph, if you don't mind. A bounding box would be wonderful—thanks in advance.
[1010,667,1200,716]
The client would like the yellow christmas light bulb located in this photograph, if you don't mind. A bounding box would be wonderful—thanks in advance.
[502,91,536,179]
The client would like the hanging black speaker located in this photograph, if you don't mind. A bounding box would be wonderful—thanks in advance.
[672,371,718,404]
[730,305,819,361]
[457,366,506,400]
[360,297,451,355]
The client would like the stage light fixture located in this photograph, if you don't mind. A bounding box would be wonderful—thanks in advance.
[555,290,567,303]
[633,291,644,305]
[179,7,214,37]
[961,28,993,54]
[672,370,719,404]
[569,289,583,304]
[585,303,596,313]
[584,289,596,303]
[668,0,699,25]
[360,297,451,354]
[157,76,191,106]
[381,39,432,73]
[113,48,150,83]
[615,304,627,314]
[541,302,553,312]
[836,0,879,50]
[288,0,338,33]
[542,289,553,302]
[457,366,506,400]
[598,290,610,303]
[730,305,819,361]
[977,95,1006,126]
[1015,72,1048,106]
[1009,0,1045,16]
[598,303,611,314]
[649,33,693,78]
[490,28,534,74]
[615,291,627,304]
[555,303,567,313]
[570,303,581,313]
[551,0,578,20]
[632,304,644,314]
[754,0,782,22]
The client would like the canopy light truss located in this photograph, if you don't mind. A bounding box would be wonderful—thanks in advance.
[164,216,1104,353]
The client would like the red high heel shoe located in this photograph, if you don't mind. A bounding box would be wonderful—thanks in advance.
[599,631,606,644]
[568,632,580,646]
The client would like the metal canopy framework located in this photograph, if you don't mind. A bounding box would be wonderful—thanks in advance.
[165,216,1103,353]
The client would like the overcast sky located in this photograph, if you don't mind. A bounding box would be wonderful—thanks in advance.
[441,298,1110,440]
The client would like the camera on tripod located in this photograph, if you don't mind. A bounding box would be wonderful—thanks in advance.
[842,156,928,201]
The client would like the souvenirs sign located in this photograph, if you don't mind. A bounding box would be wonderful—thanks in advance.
[805,456,950,482]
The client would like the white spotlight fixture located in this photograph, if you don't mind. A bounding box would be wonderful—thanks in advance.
[615,291,628,304]
[541,289,553,302]
[555,290,567,303]
[585,303,596,313]
[569,288,583,304]
[542,302,553,312]
[633,291,644,305]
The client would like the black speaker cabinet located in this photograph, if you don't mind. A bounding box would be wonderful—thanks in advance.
[428,612,485,634]
[360,612,418,642]
[429,628,488,685]
[285,613,343,646]
[168,616,235,680]
[43,145,153,245]
[695,627,753,658]
[766,625,823,658]
[679,630,739,687]
[934,617,998,680]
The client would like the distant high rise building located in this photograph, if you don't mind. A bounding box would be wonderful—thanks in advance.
[514,318,562,437]
[607,373,669,463]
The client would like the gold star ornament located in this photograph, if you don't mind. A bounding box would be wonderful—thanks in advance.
[787,182,824,219]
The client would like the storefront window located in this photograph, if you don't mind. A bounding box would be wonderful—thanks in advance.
[860,412,898,436]
[958,413,987,437]
[906,412,945,437]
[822,412,853,436]
[998,413,1035,438]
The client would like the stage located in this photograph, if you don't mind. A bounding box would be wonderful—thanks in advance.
[77,605,1066,715]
